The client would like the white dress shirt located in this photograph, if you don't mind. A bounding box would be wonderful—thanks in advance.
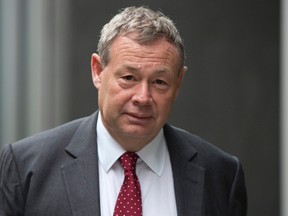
[97,113,178,216]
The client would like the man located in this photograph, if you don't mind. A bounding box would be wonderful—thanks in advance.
[0,6,247,216]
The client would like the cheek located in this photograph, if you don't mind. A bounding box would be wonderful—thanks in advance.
[99,76,117,100]
[100,85,132,110]
[154,94,175,113]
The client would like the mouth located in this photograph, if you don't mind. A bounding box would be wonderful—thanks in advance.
[125,112,154,123]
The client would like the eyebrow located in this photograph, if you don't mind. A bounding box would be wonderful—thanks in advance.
[122,64,139,72]
[122,64,172,75]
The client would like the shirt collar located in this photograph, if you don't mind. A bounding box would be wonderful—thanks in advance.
[97,112,166,176]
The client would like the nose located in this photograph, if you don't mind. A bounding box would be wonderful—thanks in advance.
[132,82,153,106]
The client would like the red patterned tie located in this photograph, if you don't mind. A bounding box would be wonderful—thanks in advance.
[113,152,142,216]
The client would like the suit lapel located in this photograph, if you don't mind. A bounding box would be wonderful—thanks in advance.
[61,112,101,216]
[164,124,205,216]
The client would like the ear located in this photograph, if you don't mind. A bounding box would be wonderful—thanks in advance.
[91,53,103,90]
[174,66,187,100]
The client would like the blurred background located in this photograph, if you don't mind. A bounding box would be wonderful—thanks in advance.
[0,0,282,215]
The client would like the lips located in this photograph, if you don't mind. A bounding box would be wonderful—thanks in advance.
[125,112,153,123]
[126,112,152,119]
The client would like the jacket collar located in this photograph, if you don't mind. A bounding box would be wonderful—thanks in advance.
[164,124,205,216]
[61,112,101,216]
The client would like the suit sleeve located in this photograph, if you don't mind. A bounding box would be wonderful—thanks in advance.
[0,144,25,216]
[228,156,248,216]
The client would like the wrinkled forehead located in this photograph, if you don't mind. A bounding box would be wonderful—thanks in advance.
[108,35,181,74]
[111,33,183,68]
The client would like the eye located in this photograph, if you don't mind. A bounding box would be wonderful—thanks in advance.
[122,75,135,81]
[152,79,169,91]
[154,79,168,86]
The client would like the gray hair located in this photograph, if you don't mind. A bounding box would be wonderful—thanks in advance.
[98,6,185,70]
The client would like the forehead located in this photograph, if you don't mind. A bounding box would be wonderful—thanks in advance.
[108,36,180,70]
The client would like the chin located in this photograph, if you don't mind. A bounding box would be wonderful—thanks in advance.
[125,127,159,139]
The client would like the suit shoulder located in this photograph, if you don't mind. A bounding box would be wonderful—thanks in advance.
[164,125,247,214]
[164,124,238,164]
[0,114,97,181]
[6,116,90,155]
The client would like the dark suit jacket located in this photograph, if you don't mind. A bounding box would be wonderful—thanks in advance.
[0,112,247,216]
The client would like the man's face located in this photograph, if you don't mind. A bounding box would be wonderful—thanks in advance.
[91,35,186,149]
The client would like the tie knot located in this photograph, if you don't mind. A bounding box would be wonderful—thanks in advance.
[119,152,139,172]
